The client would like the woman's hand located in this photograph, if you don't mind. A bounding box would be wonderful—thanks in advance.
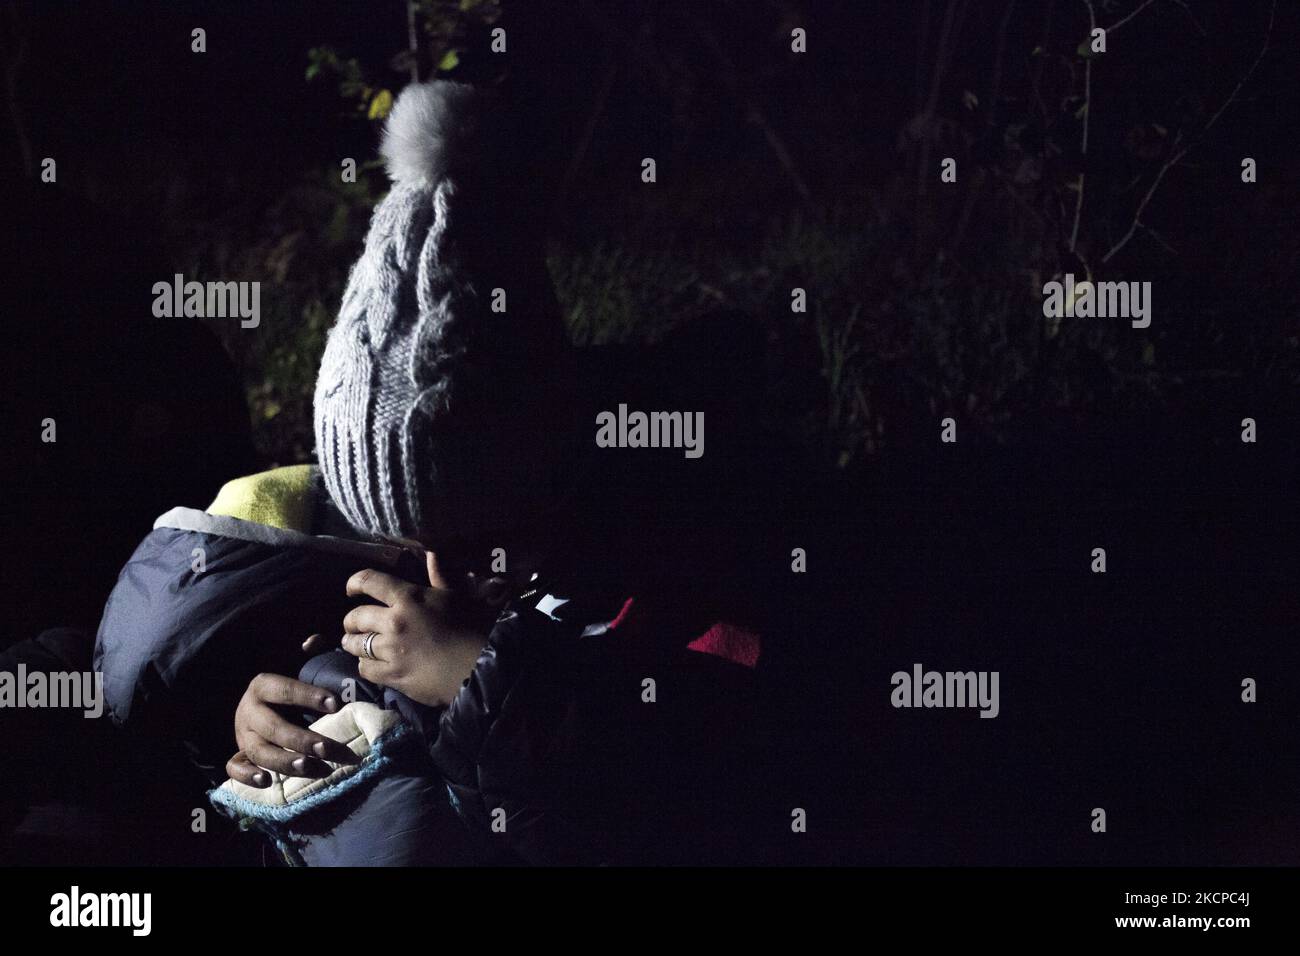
[340,564,488,708]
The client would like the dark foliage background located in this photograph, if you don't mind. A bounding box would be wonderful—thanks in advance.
[5,0,1296,468]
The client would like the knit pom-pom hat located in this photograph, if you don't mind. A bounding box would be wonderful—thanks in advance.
[314,81,568,547]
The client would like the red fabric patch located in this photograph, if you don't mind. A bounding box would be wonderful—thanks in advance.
[687,622,762,669]
[606,597,636,632]
[606,597,762,669]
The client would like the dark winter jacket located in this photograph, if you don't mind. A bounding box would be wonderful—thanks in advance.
[93,465,426,782]
[94,465,772,864]
[416,590,768,864]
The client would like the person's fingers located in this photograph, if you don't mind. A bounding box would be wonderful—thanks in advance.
[240,731,333,778]
[342,603,392,636]
[251,673,340,714]
[245,702,356,765]
[340,630,396,662]
[241,673,357,766]
[346,568,417,606]
[357,657,390,686]
[226,751,270,788]
[426,550,449,589]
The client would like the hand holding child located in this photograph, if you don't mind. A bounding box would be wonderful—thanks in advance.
[339,556,488,708]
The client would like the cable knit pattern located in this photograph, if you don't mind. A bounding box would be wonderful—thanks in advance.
[314,81,565,544]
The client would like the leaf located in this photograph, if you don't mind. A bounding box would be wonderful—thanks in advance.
[1074,102,1088,120]
[368,88,393,120]
[1076,38,1093,58]
[1142,342,1156,366]
[438,49,460,72]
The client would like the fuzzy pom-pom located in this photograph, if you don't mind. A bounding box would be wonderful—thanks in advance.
[380,81,485,187]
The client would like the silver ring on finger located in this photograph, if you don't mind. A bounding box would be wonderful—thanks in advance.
[363,632,379,661]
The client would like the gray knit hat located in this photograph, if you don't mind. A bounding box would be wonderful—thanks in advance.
[314,81,567,546]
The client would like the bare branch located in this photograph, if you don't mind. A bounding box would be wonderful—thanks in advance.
[915,0,964,200]
[1099,0,1207,40]
[1196,0,1275,141]
[555,53,619,216]
[746,102,811,200]
[1101,0,1277,264]
[984,0,1017,139]
[698,23,811,201]
[1101,130,1183,264]
[950,0,1016,258]
[1139,222,1179,256]
[1068,0,1094,254]
[405,0,418,84]
[1163,0,1207,37]
[914,0,932,118]
[1105,0,1158,34]
[2,0,33,175]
